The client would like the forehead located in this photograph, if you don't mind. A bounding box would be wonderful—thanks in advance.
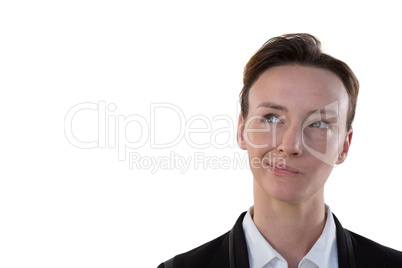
[248,65,349,116]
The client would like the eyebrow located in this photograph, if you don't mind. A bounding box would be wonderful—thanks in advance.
[257,102,288,112]
[257,102,339,117]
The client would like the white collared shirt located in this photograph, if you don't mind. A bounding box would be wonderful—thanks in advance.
[242,205,338,268]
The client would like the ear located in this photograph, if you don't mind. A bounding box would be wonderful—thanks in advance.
[336,128,353,165]
[237,112,247,150]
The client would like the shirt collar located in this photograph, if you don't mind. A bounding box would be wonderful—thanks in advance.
[242,205,338,268]
[302,205,338,268]
[242,206,285,268]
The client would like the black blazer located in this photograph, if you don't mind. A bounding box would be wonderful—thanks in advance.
[158,212,402,268]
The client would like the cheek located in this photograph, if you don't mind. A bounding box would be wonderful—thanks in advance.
[303,129,340,160]
[303,133,328,154]
[244,129,276,150]
[249,133,271,147]
[300,156,334,193]
[311,160,334,185]
[245,134,274,170]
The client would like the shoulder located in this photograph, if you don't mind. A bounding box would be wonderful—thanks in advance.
[347,229,402,267]
[157,212,249,268]
[157,231,230,268]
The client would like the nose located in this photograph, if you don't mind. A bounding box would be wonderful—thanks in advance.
[276,125,303,157]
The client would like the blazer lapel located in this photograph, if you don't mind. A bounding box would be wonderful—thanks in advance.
[232,212,251,268]
[333,213,353,268]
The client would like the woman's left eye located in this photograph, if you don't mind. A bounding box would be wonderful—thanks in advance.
[309,121,330,129]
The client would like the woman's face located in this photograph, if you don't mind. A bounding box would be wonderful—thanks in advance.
[237,65,353,204]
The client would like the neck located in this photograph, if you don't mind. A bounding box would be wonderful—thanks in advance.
[252,180,327,267]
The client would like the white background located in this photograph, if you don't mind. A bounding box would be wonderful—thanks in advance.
[1,1,402,267]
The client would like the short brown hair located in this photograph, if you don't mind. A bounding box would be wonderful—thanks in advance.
[240,33,359,131]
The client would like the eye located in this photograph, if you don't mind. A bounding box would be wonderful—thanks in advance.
[309,121,330,129]
[263,114,281,123]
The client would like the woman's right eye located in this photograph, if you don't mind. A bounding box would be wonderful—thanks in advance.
[263,114,281,123]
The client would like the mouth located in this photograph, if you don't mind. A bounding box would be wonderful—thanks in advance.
[266,162,301,177]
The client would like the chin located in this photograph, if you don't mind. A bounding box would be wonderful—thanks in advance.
[269,190,306,204]
[261,177,310,204]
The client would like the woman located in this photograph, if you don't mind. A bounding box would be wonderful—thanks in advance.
[158,33,402,268]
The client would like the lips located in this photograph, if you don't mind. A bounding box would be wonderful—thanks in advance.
[267,162,301,174]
